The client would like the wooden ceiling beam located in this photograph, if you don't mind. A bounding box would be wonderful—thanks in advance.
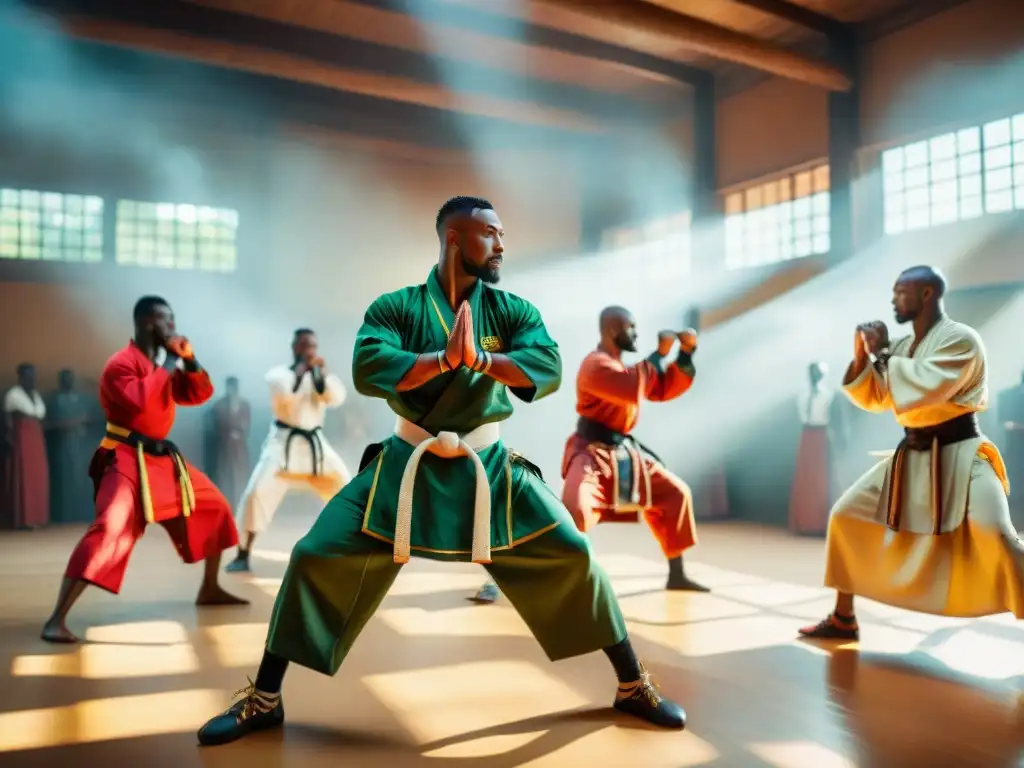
[54,15,608,134]
[188,0,695,99]
[20,0,676,134]
[467,0,853,90]
[0,22,602,150]
[359,0,711,88]
[725,0,849,39]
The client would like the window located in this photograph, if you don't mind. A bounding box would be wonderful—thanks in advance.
[0,188,104,262]
[723,164,830,270]
[882,111,1024,234]
[115,200,239,272]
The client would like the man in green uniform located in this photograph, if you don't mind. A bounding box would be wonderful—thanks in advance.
[197,196,686,746]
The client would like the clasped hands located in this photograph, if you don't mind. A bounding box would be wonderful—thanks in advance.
[164,335,194,360]
[443,302,484,371]
[854,320,889,359]
[656,328,699,357]
[296,356,326,376]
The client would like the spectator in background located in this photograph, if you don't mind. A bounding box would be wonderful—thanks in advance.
[3,362,49,529]
[45,368,94,524]
[208,376,252,511]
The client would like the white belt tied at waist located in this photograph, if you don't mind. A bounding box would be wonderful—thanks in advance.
[393,416,501,565]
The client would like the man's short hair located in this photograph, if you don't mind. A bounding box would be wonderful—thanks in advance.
[133,295,169,323]
[900,265,947,298]
[435,196,493,233]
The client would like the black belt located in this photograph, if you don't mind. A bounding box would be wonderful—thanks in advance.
[577,416,662,504]
[886,412,980,533]
[103,423,194,524]
[107,427,182,457]
[575,416,663,465]
[275,420,324,476]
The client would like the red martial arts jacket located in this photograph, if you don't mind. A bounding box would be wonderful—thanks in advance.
[94,342,214,523]
[561,348,694,513]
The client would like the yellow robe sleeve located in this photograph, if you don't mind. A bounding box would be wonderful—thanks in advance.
[886,329,979,416]
[842,361,892,413]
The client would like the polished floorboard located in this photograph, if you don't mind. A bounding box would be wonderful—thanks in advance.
[2,515,1024,767]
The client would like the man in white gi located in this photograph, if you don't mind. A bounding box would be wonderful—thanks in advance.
[799,266,1024,640]
[225,329,350,573]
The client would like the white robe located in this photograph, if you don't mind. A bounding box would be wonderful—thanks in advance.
[798,385,834,427]
[237,365,351,534]
[4,386,46,419]
[825,316,1024,617]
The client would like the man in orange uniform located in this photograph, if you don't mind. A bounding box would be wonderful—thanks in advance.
[471,306,707,603]
[40,296,246,643]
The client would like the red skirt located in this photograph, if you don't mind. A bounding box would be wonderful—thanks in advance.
[788,426,831,536]
[3,417,49,529]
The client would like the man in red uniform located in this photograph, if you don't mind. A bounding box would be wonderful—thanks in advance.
[40,296,246,643]
[470,306,707,603]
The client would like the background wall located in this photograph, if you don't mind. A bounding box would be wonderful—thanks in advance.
[717,78,829,190]
[859,0,1024,149]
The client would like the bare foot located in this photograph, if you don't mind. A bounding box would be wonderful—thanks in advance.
[196,585,250,606]
[41,620,80,644]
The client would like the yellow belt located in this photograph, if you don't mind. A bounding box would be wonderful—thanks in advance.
[101,422,195,525]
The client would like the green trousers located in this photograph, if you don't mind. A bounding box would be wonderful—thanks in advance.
[265,468,628,676]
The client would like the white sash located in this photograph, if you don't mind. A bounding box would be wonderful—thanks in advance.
[393,416,501,564]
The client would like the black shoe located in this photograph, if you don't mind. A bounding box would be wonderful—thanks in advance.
[225,554,251,573]
[798,614,859,641]
[197,680,284,746]
[613,663,686,729]
[666,576,710,593]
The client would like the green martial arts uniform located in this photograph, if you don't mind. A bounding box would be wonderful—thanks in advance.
[265,268,627,675]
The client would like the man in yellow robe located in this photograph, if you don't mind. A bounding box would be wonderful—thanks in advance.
[800,265,1024,640]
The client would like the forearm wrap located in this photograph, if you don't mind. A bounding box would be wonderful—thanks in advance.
[471,349,493,375]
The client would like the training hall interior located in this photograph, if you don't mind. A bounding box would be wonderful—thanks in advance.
[1,0,1024,765]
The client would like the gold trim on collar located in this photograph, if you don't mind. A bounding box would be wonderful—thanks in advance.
[427,294,451,339]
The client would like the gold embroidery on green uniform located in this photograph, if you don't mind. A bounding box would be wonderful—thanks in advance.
[427,295,451,338]
[480,335,502,352]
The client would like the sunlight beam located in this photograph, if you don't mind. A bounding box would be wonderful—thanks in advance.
[0,689,223,753]
[11,643,199,679]
[362,660,590,745]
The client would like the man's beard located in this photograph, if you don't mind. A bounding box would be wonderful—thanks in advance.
[616,332,637,353]
[462,254,500,284]
[894,309,914,324]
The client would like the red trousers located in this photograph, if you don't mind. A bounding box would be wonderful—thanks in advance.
[64,447,239,594]
[561,442,697,559]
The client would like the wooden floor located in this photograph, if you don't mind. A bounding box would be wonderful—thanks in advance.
[2,516,1024,767]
